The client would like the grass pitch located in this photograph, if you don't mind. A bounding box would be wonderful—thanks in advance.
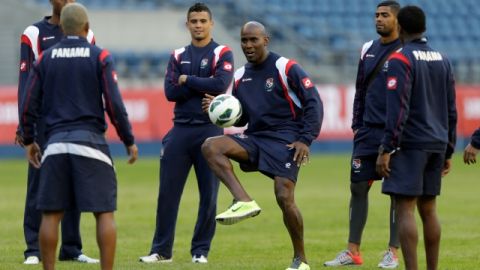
[0,154,478,269]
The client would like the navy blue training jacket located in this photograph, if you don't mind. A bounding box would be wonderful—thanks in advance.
[352,38,401,130]
[20,36,134,147]
[381,38,457,158]
[232,52,323,146]
[164,40,234,124]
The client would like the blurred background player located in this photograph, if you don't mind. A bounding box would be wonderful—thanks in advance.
[376,5,457,270]
[139,2,234,264]
[324,1,401,268]
[16,0,97,265]
[201,21,323,270]
[463,127,479,164]
[19,3,138,270]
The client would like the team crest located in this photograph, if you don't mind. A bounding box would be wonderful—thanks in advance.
[265,78,274,92]
[200,58,209,69]
[352,159,362,170]
[383,60,389,72]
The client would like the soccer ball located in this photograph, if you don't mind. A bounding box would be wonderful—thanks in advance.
[208,94,242,128]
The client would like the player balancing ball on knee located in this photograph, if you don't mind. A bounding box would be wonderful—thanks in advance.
[208,94,242,128]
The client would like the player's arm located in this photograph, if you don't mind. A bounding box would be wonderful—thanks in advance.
[445,61,457,160]
[99,50,135,148]
[19,58,43,146]
[472,128,480,150]
[16,30,36,144]
[183,49,234,95]
[164,53,193,102]
[376,52,411,178]
[352,57,367,131]
[287,63,323,146]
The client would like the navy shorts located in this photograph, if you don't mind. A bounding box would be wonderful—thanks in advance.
[37,141,117,212]
[382,149,444,196]
[228,133,300,182]
[351,155,381,182]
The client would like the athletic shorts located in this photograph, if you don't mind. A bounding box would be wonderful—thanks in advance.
[350,154,381,182]
[228,133,300,182]
[382,149,444,196]
[37,141,117,212]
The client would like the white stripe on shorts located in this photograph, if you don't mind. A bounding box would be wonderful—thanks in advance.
[41,142,112,167]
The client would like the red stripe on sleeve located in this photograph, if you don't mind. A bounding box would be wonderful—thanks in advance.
[285,59,297,75]
[99,49,110,63]
[388,52,411,67]
[21,34,32,48]
[219,46,231,58]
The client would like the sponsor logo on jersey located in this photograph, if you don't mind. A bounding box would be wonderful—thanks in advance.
[223,61,232,71]
[366,54,375,58]
[352,159,362,169]
[387,76,397,90]
[200,58,209,69]
[180,61,191,64]
[20,61,27,72]
[112,71,118,83]
[242,78,252,82]
[302,77,314,89]
[42,36,55,41]
[265,78,274,92]
[51,47,90,59]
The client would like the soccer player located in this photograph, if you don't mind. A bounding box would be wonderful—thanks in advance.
[138,2,234,264]
[463,128,479,164]
[324,1,401,268]
[19,3,138,270]
[16,0,97,265]
[201,21,323,270]
[376,5,457,270]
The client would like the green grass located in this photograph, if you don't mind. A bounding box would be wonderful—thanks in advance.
[0,154,479,269]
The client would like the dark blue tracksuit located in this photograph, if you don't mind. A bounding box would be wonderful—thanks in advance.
[381,38,457,196]
[17,17,95,260]
[350,38,401,181]
[149,40,234,258]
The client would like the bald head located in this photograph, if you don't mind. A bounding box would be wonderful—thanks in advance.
[241,21,268,37]
[240,21,270,64]
[60,3,89,36]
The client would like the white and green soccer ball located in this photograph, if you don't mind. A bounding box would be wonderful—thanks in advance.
[208,94,242,128]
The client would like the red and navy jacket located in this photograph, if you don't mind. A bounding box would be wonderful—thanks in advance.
[164,39,234,125]
[381,38,457,158]
[352,38,401,130]
[232,52,323,146]
[471,128,480,149]
[20,36,134,147]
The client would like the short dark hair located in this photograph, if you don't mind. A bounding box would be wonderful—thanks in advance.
[397,5,426,34]
[187,2,212,20]
[377,0,401,14]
